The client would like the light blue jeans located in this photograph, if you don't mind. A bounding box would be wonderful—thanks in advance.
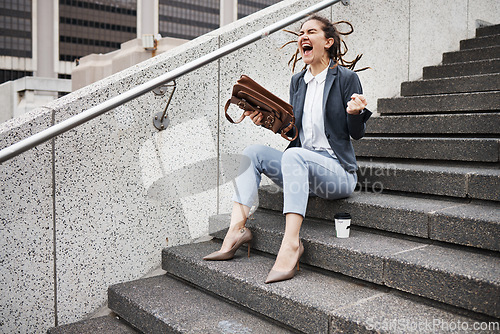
[232,144,357,217]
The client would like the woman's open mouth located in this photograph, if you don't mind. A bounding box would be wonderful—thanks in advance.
[302,42,313,56]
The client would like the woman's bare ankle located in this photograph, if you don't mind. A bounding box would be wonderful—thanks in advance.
[220,223,246,252]
[281,237,300,251]
[228,223,246,233]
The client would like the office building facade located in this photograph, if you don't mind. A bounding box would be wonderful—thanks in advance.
[0,0,282,84]
[0,0,33,83]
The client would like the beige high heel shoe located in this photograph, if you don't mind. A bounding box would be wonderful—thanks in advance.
[203,228,253,261]
[265,241,304,284]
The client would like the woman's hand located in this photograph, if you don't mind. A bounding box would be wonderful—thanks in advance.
[346,94,367,115]
[244,110,264,126]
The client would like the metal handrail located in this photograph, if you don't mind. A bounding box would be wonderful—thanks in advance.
[0,0,349,163]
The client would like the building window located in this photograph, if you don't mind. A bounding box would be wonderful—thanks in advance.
[0,0,32,58]
[159,0,219,40]
[0,69,33,84]
[59,0,137,62]
[238,0,282,19]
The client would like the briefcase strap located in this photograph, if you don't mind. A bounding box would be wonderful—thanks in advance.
[224,97,249,124]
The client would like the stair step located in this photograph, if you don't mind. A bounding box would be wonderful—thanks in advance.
[461,34,500,50]
[47,315,138,334]
[366,113,500,135]
[353,137,499,162]
[477,24,500,38]
[443,46,500,64]
[401,74,500,96]
[466,169,500,202]
[429,203,500,251]
[108,274,292,334]
[210,211,500,317]
[257,186,500,252]
[377,91,500,115]
[384,245,499,318]
[423,58,500,79]
[356,160,500,201]
[162,241,496,334]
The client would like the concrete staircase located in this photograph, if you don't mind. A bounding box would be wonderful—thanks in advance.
[49,24,499,333]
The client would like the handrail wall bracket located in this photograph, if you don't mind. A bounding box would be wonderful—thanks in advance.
[152,81,176,131]
[341,0,350,5]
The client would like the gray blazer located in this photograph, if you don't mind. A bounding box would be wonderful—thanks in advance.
[287,63,372,172]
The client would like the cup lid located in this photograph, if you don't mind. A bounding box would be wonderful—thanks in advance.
[334,212,351,219]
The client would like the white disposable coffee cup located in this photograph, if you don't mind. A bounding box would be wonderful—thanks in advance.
[334,213,351,238]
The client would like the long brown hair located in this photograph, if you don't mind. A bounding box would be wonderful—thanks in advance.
[282,15,369,72]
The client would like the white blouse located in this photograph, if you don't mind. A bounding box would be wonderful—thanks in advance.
[299,65,337,158]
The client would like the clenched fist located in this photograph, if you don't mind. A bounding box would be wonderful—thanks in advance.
[346,94,368,115]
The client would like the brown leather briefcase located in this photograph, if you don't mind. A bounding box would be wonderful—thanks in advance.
[225,75,297,141]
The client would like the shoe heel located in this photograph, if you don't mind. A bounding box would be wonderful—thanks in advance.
[297,241,304,271]
[247,242,251,258]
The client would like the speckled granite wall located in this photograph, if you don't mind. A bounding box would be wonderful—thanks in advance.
[0,110,55,333]
[0,0,498,332]
[50,35,221,326]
